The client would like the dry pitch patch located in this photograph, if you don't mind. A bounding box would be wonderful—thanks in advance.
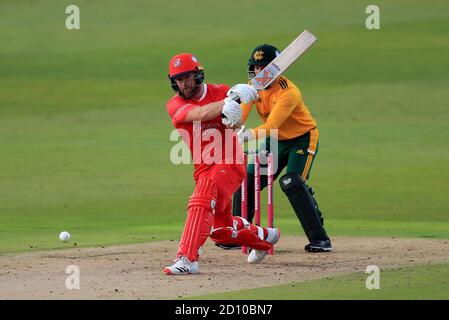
[1,236,449,299]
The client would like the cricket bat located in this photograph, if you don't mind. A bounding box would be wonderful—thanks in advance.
[250,29,317,90]
[222,30,317,122]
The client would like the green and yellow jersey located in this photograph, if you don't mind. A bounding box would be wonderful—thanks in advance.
[241,76,319,153]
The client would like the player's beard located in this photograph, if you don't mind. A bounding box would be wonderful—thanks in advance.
[179,83,201,99]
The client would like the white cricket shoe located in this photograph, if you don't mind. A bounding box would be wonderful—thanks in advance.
[163,256,199,275]
[247,228,280,264]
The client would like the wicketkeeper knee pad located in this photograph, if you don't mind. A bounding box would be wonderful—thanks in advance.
[177,178,217,262]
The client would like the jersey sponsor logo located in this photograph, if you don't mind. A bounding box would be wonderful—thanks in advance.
[202,124,221,138]
[201,122,220,130]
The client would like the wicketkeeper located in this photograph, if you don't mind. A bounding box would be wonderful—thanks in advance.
[233,44,332,252]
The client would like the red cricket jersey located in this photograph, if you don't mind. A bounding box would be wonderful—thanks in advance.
[166,83,243,179]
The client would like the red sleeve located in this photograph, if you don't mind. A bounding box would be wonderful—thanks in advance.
[207,83,229,100]
[216,84,230,98]
[166,98,198,126]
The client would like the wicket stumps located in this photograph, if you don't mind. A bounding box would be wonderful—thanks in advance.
[241,151,275,255]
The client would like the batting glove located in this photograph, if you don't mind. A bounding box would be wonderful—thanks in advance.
[221,98,242,127]
[227,84,258,104]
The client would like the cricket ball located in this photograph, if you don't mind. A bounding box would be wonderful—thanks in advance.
[59,231,71,242]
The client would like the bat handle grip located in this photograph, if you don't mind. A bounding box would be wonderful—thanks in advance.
[233,97,242,104]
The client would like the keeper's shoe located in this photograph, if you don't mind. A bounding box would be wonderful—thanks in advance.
[163,256,199,275]
[247,228,280,264]
[304,239,333,253]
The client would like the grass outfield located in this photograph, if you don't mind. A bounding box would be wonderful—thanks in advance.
[187,262,449,300]
[1,0,448,262]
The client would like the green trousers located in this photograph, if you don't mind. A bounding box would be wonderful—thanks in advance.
[233,131,325,233]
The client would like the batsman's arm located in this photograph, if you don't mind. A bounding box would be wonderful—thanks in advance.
[184,100,225,122]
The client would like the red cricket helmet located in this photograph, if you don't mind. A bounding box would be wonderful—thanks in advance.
[168,53,205,97]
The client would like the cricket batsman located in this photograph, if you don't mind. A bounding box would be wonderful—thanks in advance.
[233,44,332,253]
[164,53,280,275]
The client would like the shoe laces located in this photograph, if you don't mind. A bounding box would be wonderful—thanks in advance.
[174,256,190,265]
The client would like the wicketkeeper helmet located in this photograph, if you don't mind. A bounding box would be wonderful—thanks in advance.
[247,44,280,79]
